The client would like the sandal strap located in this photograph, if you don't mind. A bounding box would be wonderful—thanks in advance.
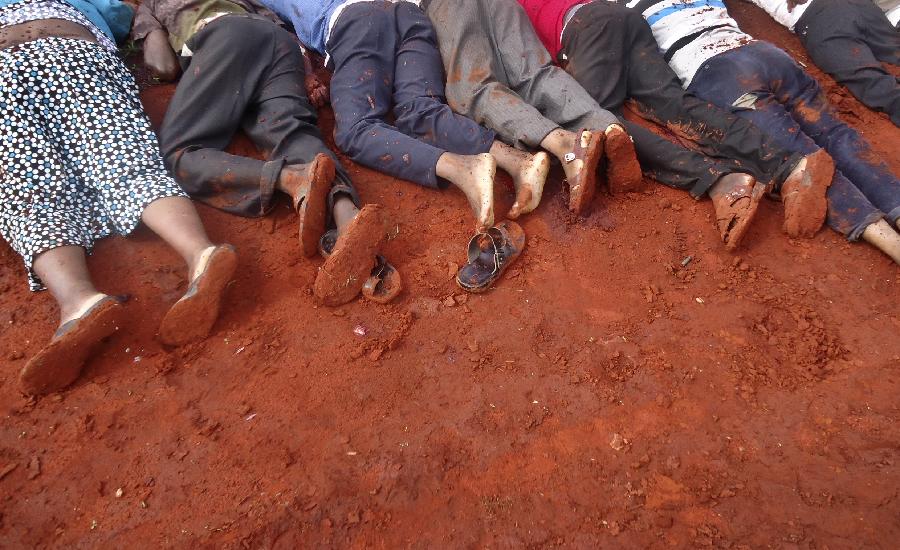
[465,226,511,275]
[564,128,590,164]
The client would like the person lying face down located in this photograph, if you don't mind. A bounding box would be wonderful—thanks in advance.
[630,0,900,266]
[744,0,900,128]
[256,0,552,235]
[517,0,840,251]
[420,0,643,218]
[0,0,237,395]
[133,0,401,306]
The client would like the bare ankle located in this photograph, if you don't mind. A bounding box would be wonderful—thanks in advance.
[540,129,575,161]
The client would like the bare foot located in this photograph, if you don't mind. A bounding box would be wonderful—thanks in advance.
[708,173,766,250]
[438,152,497,231]
[314,204,388,306]
[605,124,643,194]
[508,152,550,219]
[781,149,834,238]
[20,295,124,395]
[159,244,238,347]
[279,154,335,257]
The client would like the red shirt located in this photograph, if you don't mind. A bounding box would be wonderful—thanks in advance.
[517,0,585,59]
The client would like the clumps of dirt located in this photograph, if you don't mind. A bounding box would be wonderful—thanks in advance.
[749,306,846,385]
[347,310,413,362]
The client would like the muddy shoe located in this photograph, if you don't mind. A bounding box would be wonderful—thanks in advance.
[314,204,388,306]
[159,244,238,347]
[319,229,402,304]
[709,173,767,250]
[780,149,834,238]
[563,129,603,215]
[456,220,526,293]
[288,153,335,258]
[605,124,643,194]
[20,295,125,396]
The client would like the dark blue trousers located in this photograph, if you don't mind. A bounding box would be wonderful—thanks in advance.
[796,0,900,127]
[688,41,900,240]
[328,1,495,189]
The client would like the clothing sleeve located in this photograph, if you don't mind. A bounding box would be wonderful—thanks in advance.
[84,0,134,42]
[131,2,163,42]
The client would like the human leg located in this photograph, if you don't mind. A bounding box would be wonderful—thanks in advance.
[487,0,619,133]
[687,44,835,237]
[562,3,800,187]
[62,40,235,345]
[424,0,560,149]
[796,0,900,126]
[329,2,453,189]
[159,16,292,216]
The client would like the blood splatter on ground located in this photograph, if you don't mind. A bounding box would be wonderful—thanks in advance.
[1,2,899,547]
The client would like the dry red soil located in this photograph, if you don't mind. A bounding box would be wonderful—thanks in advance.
[2,2,899,548]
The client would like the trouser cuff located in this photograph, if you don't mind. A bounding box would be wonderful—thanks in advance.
[259,158,284,216]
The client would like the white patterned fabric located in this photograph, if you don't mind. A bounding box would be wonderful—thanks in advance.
[0,0,117,51]
[0,37,187,290]
[746,0,810,30]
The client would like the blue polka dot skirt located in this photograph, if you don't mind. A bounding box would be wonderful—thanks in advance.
[0,37,187,291]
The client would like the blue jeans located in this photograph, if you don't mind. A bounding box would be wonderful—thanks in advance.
[687,41,900,240]
[328,1,495,189]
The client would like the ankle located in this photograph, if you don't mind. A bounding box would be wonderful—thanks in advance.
[276,164,308,196]
[540,129,574,160]
[188,245,217,281]
[59,292,107,325]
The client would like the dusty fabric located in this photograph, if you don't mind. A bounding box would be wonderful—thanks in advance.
[159,15,359,218]
[689,41,900,240]
[560,1,802,195]
[795,0,900,127]
[328,1,495,189]
[0,0,115,49]
[132,0,280,50]
[0,37,187,290]
[425,0,618,151]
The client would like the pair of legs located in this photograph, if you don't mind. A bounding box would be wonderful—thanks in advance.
[424,0,641,214]
[558,1,835,246]
[687,41,900,264]
[159,15,364,245]
[796,0,900,127]
[328,1,562,229]
[159,15,394,304]
[0,36,235,394]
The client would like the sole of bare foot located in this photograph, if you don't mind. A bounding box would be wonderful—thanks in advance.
[508,152,551,219]
[290,154,335,258]
[563,130,603,215]
[781,149,834,238]
[314,204,388,306]
[20,296,124,396]
[605,124,643,194]
[159,244,238,347]
[709,173,767,251]
[461,153,496,231]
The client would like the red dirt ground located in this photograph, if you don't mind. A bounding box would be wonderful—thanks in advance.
[2,2,899,548]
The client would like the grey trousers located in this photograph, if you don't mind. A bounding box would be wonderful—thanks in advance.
[422,0,619,150]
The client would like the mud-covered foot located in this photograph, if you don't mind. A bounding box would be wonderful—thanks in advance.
[605,124,643,194]
[314,204,388,306]
[20,295,125,396]
[281,154,335,258]
[159,244,238,347]
[781,149,834,238]
[709,173,766,251]
[508,151,551,219]
[561,130,602,215]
